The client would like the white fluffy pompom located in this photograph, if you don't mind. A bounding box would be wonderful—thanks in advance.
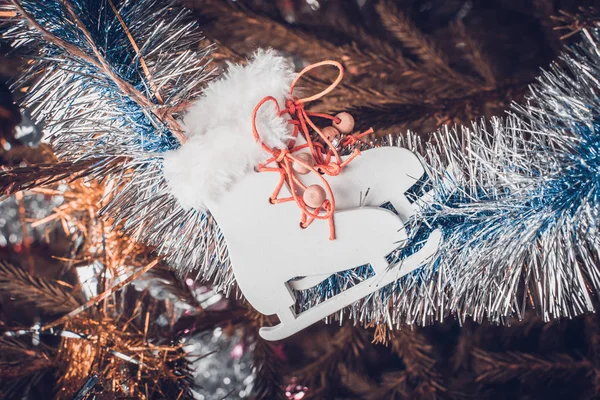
[162,49,295,211]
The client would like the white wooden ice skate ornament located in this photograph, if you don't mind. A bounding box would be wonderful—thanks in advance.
[163,51,441,341]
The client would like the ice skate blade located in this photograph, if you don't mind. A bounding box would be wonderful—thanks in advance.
[259,229,442,341]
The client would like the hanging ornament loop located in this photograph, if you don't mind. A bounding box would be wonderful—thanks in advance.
[251,60,374,240]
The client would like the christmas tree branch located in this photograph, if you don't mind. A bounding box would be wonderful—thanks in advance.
[552,7,600,40]
[376,1,480,89]
[251,336,286,400]
[472,348,592,383]
[365,370,410,400]
[0,261,82,314]
[451,20,497,87]
[193,0,407,77]
[0,158,120,197]
[293,1,409,71]
[376,2,450,70]
[292,325,372,397]
[41,259,160,332]
[0,337,56,400]
[392,329,446,396]
[10,0,186,143]
[348,81,529,134]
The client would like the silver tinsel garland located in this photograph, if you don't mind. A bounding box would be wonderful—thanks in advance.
[0,0,232,289]
[4,0,600,330]
[315,29,600,327]
[289,29,600,327]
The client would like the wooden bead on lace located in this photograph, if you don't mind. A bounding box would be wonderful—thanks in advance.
[292,152,315,175]
[332,112,354,134]
[303,185,326,208]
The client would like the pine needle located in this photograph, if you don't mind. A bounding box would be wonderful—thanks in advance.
[392,328,446,394]
[251,336,287,400]
[451,20,497,88]
[376,1,451,72]
[0,158,120,197]
[472,348,592,383]
[0,261,82,314]
[194,0,407,77]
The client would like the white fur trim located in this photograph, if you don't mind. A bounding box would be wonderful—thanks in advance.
[162,49,295,211]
